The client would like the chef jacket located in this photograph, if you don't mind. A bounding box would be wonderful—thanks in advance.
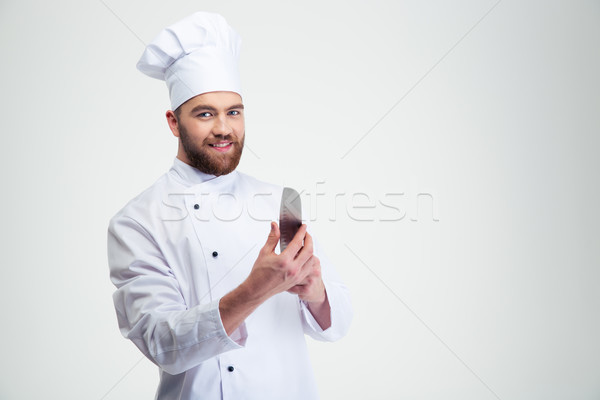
[107,158,353,399]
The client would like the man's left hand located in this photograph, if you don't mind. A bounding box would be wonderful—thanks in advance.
[286,255,325,302]
[287,255,331,330]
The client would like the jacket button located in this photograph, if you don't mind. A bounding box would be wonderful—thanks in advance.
[212,251,218,258]
[227,366,234,372]
[194,204,199,210]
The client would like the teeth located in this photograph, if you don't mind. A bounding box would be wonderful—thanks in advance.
[211,143,231,148]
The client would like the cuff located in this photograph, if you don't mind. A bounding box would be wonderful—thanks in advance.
[214,299,248,347]
[300,299,327,334]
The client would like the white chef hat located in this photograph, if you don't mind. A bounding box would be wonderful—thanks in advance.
[137,12,242,110]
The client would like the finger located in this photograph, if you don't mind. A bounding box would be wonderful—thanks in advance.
[294,231,314,265]
[282,224,307,257]
[290,272,311,287]
[287,284,308,296]
[263,222,280,252]
[295,254,317,284]
[305,256,321,277]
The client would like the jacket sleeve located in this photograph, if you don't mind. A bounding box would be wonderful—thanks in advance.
[107,214,246,375]
[300,239,353,342]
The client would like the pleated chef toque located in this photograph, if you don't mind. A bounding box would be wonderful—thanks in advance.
[137,12,242,110]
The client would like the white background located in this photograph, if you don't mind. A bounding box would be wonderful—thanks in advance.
[1,1,599,399]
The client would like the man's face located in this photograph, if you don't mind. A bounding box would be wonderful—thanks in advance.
[171,91,245,176]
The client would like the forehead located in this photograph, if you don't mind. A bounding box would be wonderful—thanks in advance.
[181,91,243,111]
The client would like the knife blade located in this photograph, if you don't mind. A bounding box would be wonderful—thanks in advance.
[279,187,302,252]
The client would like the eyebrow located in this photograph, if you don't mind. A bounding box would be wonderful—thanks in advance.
[189,103,244,114]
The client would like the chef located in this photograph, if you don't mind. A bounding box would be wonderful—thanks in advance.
[107,11,352,400]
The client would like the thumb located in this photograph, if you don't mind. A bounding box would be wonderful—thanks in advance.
[264,221,280,251]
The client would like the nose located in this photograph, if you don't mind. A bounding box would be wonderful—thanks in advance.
[212,115,233,136]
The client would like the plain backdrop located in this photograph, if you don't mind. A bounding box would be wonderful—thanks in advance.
[1,1,599,399]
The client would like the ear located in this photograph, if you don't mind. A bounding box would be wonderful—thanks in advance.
[166,110,180,138]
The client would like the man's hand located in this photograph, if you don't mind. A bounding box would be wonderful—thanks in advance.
[286,256,325,303]
[287,254,331,330]
[219,222,320,334]
[244,222,315,300]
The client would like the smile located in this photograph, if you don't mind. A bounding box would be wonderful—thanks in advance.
[209,142,233,152]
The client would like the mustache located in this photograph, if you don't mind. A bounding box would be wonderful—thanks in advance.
[203,134,244,146]
[204,134,239,141]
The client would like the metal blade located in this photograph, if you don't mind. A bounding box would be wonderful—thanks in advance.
[279,187,302,252]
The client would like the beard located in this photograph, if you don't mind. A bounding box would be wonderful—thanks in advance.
[178,123,244,176]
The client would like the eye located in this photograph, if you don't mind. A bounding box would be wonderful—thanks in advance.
[228,110,241,116]
[197,112,212,118]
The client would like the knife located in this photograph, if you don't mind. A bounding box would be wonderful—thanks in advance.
[279,187,302,252]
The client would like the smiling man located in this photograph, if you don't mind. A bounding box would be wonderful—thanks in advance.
[168,92,245,176]
[107,12,352,400]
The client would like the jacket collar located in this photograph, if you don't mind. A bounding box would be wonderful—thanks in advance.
[169,157,238,188]
[170,157,217,186]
